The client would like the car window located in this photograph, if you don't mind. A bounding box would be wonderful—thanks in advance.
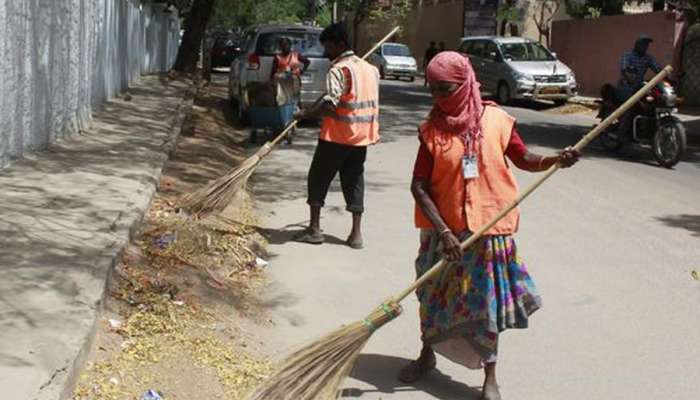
[214,37,235,48]
[467,40,486,58]
[458,40,472,54]
[500,42,555,61]
[382,44,411,57]
[484,42,498,61]
[255,31,325,58]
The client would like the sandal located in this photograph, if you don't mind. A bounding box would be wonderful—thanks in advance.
[346,237,364,250]
[397,358,436,384]
[293,229,324,245]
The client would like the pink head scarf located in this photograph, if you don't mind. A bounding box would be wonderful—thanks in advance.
[425,51,484,155]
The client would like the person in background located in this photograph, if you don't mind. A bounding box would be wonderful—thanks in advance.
[400,51,579,400]
[292,23,380,250]
[613,35,662,141]
[423,41,439,86]
[270,37,310,81]
[438,41,446,53]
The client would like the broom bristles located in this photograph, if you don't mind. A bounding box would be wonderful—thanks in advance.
[183,143,273,216]
[249,301,402,400]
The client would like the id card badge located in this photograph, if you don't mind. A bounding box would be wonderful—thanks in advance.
[462,155,479,179]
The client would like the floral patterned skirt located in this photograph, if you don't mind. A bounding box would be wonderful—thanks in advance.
[414,230,542,369]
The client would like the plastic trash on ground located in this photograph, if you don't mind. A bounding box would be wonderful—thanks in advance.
[140,389,163,400]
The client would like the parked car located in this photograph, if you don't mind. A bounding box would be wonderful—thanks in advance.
[458,36,578,105]
[210,35,241,69]
[228,24,330,122]
[369,42,418,81]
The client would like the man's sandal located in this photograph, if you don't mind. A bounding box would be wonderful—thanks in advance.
[293,229,324,245]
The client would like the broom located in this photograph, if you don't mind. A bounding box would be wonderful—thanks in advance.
[182,26,402,217]
[248,66,674,400]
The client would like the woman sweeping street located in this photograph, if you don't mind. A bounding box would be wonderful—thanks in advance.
[401,51,580,399]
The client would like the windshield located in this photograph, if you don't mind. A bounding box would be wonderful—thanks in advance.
[256,31,325,58]
[500,42,554,62]
[383,44,411,57]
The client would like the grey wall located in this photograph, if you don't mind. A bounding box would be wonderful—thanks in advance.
[0,0,181,169]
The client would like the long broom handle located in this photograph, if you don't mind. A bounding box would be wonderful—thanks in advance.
[265,26,402,148]
[394,65,673,303]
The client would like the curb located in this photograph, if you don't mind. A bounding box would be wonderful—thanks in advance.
[55,79,196,400]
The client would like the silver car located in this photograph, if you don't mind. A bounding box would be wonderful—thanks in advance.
[228,24,330,121]
[369,42,418,81]
[458,36,578,105]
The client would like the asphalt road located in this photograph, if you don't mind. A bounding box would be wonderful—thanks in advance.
[249,78,700,400]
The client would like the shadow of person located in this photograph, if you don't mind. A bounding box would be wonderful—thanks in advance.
[256,222,350,247]
[343,353,481,399]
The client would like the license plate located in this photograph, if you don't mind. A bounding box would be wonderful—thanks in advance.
[541,87,562,94]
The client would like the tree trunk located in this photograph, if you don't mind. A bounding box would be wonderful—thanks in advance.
[509,23,519,36]
[172,0,216,73]
[652,0,665,12]
[307,0,318,21]
[353,0,370,51]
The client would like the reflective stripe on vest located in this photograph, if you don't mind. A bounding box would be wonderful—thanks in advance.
[337,100,378,110]
[414,106,520,235]
[320,55,380,146]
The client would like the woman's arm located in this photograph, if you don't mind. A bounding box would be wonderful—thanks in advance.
[411,177,462,262]
[506,128,580,172]
[298,54,311,73]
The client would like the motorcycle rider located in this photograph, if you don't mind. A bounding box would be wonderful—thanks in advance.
[612,35,662,141]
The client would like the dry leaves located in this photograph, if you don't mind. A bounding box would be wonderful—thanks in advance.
[74,197,270,399]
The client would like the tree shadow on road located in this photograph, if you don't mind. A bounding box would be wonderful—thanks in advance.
[655,214,700,237]
[343,353,481,400]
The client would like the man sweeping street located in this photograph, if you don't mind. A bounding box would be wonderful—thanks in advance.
[293,23,380,249]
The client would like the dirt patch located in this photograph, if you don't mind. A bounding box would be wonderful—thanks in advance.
[544,102,599,116]
[73,77,273,400]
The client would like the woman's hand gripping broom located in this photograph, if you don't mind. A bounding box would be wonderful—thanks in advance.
[247,66,674,400]
[182,27,402,217]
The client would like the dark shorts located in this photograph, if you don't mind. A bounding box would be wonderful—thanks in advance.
[307,139,367,213]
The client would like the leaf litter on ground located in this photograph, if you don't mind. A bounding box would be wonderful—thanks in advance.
[74,195,270,400]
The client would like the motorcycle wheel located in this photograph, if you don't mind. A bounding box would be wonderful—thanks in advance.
[653,117,686,168]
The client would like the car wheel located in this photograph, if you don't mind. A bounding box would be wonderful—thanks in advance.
[497,82,511,105]
[553,99,567,107]
[409,76,415,82]
[235,89,250,126]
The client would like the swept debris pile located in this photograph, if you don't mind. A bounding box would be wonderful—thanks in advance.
[73,75,275,400]
[74,199,271,399]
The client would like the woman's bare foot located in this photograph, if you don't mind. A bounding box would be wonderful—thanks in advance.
[397,345,436,383]
[481,382,501,400]
[481,362,501,400]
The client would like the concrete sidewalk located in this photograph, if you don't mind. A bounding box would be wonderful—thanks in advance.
[0,75,192,400]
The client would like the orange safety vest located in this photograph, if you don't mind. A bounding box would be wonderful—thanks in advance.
[414,105,520,235]
[275,52,302,76]
[320,55,380,146]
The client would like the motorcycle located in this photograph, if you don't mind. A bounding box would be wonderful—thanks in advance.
[596,81,687,168]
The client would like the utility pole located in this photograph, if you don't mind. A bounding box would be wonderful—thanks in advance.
[333,1,338,23]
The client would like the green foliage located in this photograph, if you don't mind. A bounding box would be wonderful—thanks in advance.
[368,0,412,22]
[210,0,307,30]
[497,3,521,24]
[564,0,628,18]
